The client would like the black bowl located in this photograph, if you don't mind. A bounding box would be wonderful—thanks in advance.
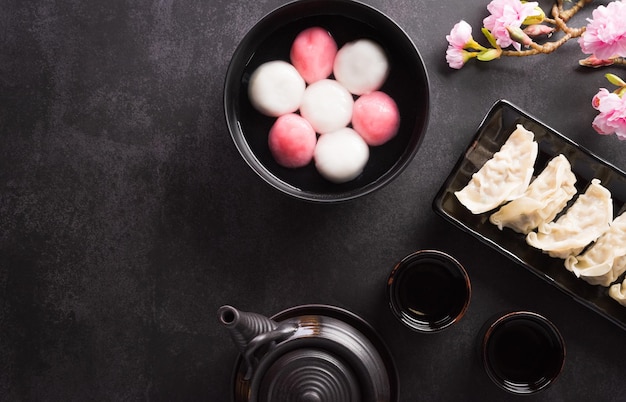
[224,0,430,202]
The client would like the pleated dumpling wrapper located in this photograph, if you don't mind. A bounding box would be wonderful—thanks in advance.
[490,154,577,234]
[564,211,626,286]
[526,179,613,259]
[609,278,626,307]
[455,124,538,214]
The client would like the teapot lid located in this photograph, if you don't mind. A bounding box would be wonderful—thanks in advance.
[255,348,361,401]
[231,304,398,402]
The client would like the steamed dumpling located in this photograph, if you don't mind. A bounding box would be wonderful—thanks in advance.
[565,211,626,286]
[455,124,538,214]
[609,278,626,307]
[489,154,577,234]
[526,179,613,259]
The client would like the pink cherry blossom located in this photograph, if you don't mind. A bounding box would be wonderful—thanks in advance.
[446,20,475,69]
[579,0,626,60]
[446,20,473,49]
[483,0,539,51]
[446,47,467,69]
[591,88,626,140]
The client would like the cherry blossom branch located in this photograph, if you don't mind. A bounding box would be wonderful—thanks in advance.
[444,0,626,140]
[445,0,626,69]
[501,3,586,57]
[502,29,583,57]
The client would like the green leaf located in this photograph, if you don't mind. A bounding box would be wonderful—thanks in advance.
[606,73,626,87]
[481,28,499,49]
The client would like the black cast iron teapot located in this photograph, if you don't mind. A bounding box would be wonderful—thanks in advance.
[217,304,398,402]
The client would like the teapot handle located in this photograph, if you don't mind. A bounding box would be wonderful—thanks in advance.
[243,322,298,380]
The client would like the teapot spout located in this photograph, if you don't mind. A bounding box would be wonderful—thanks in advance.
[217,305,278,354]
[218,305,298,380]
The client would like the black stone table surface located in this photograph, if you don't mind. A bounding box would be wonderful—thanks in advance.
[2,0,625,401]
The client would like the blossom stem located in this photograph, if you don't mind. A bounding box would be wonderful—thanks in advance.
[551,4,585,37]
[543,17,557,26]
[614,57,626,66]
[501,26,584,57]
[557,0,593,23]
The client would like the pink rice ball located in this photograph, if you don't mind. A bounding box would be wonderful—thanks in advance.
[290,27,338,84]
[351,91,400,146]
[268,113,317,168]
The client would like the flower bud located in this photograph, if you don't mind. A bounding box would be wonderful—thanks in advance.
[506,26,533,47]
[523,24,554,37]
[579,55,615,68]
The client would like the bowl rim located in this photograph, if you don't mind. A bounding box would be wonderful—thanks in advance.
[223,0,430,203]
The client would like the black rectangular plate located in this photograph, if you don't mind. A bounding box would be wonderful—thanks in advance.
[433,99,626,331]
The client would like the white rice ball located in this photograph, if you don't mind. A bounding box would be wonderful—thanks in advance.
[299,79,354,134]
[248,60,305,117]
[333,39,389,96]
[314,127,369,183]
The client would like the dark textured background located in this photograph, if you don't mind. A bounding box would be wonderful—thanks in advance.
[1,0,625,401]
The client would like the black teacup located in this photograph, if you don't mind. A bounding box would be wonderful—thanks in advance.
[387,250,471,333]
[480,311,566,395]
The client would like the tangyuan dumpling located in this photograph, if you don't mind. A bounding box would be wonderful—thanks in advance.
[455,125,538,214]
[564,211,626,286]
[609,278,626,307]
[489,154,577,234]
[314,128,369,183]
[526,179,613,259]
[248,61,305,117]
[333,39,389,96]
[300,79,354,134]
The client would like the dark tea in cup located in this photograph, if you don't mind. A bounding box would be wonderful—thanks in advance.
[480,311,565,394]
[387,250,471,332]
